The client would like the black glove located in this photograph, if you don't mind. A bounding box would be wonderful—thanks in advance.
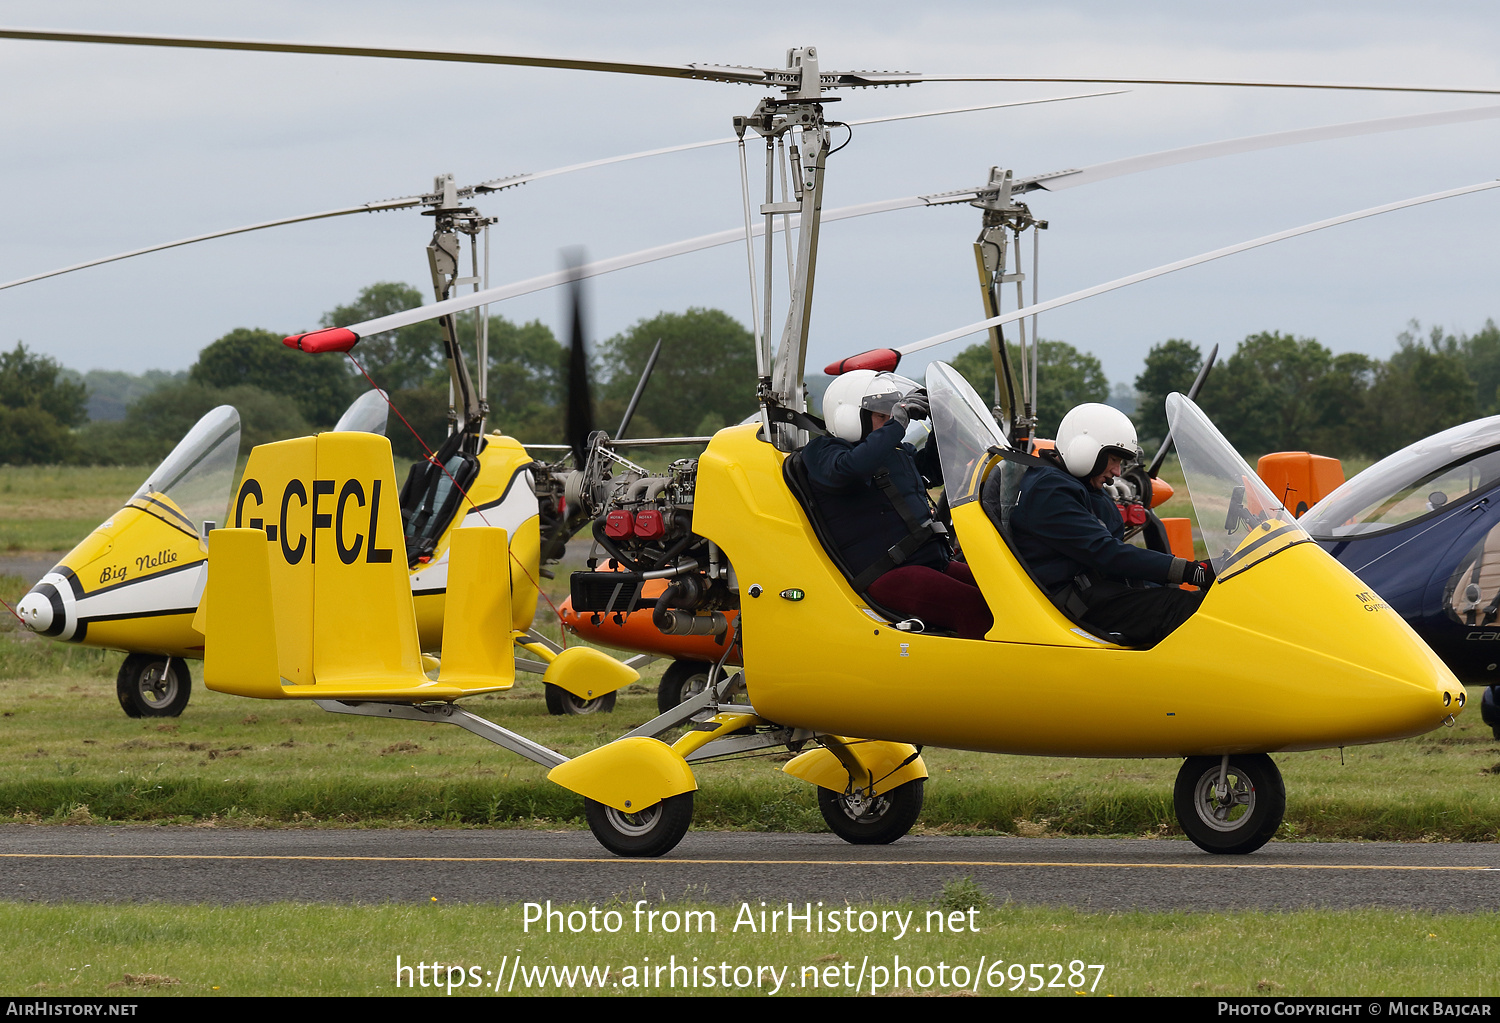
[1187,560,1215,587]
[892,391,930,426]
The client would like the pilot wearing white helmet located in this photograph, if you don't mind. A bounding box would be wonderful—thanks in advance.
[1009,402,1212,646]
[802,370,992,639]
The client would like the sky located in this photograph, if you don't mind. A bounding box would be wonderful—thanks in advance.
[2,1,1499,392]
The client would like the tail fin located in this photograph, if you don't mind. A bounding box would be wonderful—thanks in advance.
[204,431,511,701]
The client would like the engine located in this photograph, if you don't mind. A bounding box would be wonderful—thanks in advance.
[559,437,737,640]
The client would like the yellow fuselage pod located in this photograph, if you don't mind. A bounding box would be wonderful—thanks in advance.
[21,433,542,662]
[394,435,541,651]
[21,498,208,658]
[692,426,1463,758]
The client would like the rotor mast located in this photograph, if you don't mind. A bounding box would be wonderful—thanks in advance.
[971,166,1046,446]
[423,173,494,443]
[736,46,834,449]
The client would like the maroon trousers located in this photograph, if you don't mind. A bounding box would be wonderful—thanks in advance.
[866,561,994,640]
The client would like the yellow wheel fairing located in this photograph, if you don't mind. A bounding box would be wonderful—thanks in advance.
[692,426,1459,758]
[784,739,928,797]
[547,737,697,813]
[542,645,640,700]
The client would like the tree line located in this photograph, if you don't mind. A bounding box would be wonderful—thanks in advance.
[0,280,1493,466]
[1133,321,1500,458]
[0,282,760,465]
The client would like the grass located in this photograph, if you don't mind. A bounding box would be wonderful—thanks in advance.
[0,465,150,553]
[3,900,1496,996]
[0,616,1496,839]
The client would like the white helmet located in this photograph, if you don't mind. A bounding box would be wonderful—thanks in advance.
[820,369,917,442]
[1055,402,1140,478]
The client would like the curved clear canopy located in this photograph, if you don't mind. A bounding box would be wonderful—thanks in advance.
[333,388,390,435]
[926,361,1008,506]
[1165,393,1309,579]
[130,405,241,537]
[1301,415,1500,539]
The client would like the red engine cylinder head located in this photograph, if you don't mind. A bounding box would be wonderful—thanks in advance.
[633,508,666,540]
[604,509,635,539]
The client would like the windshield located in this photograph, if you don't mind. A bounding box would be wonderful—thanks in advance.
[333,388,390,435]
[926,361,1008,506]
[1301,415,1500,538]
[1165,392,1310,580]
[129,405,241,537]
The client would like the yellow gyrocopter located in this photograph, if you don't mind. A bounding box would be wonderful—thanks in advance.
[13,388,636,719]
[2,28,1489,856]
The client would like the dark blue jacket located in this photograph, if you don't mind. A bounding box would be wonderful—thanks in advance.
[802,422,947,580]
[1009,463,1175,591]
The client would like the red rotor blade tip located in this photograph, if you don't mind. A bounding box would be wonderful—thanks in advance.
[284,328,359,353]
[824,348,901,375]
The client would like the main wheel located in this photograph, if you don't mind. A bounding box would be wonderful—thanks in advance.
[1173,754,1285,855]
[544,683,616,716]
[818,778,924,845]
[657,659,712,714]
[584,792,694,857]
[1480,685,1499,740]
[116,654,191,718]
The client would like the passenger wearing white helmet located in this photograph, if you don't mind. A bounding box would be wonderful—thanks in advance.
[1008,402,1212,646]
[802,370,993,639]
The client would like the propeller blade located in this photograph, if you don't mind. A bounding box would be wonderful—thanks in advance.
[1148,343,1219,477]
[6,28,1500,96]
[898,179,1500,357]
[617,337,664,440]
[563,250,594,468]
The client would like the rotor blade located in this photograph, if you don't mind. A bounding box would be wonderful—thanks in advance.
[0,27,769,84]
[1148,342,1219,477]
[563,251,594,468]
[0,198,419,292]
[616,337,664,440]
[306,194,931,343]
[1,92,1119,293]
[1021,103,1500,193]
[910,73,1500,98]
[897,179,1500,357]
[469,90,1128,194]
[9,29,1500,96]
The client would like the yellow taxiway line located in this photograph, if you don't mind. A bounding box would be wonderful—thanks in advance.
[1,854,1495,870]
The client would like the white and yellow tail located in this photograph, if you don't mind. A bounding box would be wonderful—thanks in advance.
[200,432,514,701]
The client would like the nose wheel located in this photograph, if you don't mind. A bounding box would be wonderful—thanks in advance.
[1173,754,1284,854]
[116,654,191,718]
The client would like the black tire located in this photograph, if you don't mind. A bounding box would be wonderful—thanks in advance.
[584,792,694,857]
[544,683,616,716]
[657,659,712,715]
[1173,754,1285,855]
[818,778,924,845]
[116,654,191,718]
[1480,685,1499,741]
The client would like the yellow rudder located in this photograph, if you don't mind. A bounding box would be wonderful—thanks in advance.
[202,528,287,699]
[438,526,515,691]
